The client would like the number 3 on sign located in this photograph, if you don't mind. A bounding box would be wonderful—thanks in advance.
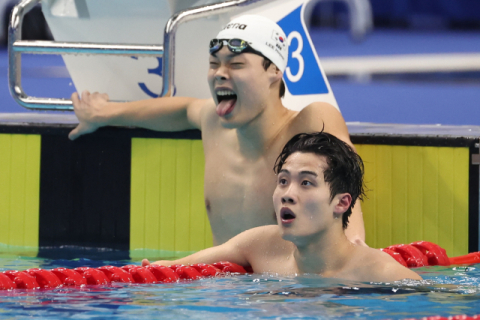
[286,31,304,83]
[278,5,329,95]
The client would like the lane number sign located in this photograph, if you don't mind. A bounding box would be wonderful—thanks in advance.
[277,5,329,95]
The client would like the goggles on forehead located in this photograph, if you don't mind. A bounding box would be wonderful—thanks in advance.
[209,38,264,56]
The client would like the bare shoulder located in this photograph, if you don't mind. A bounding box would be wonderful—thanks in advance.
[235,225,281,246]
[290,102,351,144]
[355,247,422,282]
[193,98,219,130]
[233,225,289,256]
[294,102,342,123]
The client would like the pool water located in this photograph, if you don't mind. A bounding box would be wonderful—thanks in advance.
[1,253,480,319]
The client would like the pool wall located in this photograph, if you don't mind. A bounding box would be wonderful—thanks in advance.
[0,134,40,250]
[356,143,470,256]
[0,117,478,258]
[130,138,212,258]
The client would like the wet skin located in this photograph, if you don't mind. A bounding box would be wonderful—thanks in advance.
[203,47,358,244]
[69,46,363,245]
[144,152,421,283]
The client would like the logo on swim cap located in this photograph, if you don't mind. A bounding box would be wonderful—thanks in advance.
[271,31,287,50]
[215,15,289,73]
[224,23,247,30]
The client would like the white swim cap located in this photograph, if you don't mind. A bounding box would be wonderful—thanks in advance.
[215,15,288,73]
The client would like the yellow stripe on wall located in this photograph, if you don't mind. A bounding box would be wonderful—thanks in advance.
[356,144,469,257]
[0,134,41,250]
[130,139,470,258]
[130,138,212,258]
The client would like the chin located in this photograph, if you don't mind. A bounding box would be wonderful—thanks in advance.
[219,115,251,129]
[281,228,314,246]
[280,228,297,242]
[219,118,239,129]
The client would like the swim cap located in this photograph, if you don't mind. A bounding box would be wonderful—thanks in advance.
[215,15,288,73]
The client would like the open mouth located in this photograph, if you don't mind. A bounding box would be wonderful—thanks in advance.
[215,89,237,117]
[280,207,296,224]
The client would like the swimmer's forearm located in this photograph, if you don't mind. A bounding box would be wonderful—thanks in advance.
[69,92,206,140]
[147,239,249,267]
[105,97,200,131]
[150,260,178,266]
[148,253,218,267]
[345,203,366,245]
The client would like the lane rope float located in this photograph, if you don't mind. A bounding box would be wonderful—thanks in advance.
[1,241,480,291]
[380,241,480,268]
[0,261,247,290]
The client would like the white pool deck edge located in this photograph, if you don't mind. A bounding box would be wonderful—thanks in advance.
[1,113,480,138]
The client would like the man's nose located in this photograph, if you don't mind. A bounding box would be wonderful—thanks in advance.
[281,186,296,204]
[215,65,228,81]
[281,196,295,204]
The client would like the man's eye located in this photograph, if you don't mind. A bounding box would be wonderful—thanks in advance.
[301,180,312,186]
[279,178,287,185]
[231,62,243,68]
[209,62,219,67]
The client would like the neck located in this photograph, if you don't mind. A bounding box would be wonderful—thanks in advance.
[236,98,293,158]
[293,225,355,276]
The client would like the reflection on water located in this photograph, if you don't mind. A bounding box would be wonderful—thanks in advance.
[1,254,480,319]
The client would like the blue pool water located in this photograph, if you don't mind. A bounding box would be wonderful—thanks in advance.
[1,252,480,319]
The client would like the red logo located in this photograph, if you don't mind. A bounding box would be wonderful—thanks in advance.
[279,36,284,43]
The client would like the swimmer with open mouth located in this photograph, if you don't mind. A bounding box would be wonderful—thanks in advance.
[215,88,237,117]
[280,207,296,225]
[207,17,288,124]
[69,15,366,247]
[144,132,421,283]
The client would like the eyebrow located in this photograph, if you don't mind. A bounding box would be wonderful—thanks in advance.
[300,170,318,177]
[279,169,318,177]
[210,52,241,60]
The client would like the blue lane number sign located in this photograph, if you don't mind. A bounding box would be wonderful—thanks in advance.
[277,5,329,95]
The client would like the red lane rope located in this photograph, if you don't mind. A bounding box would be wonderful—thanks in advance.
[2,242,480,320]
[381,242,480,320]
[1,240,479,291]
[0,261,247,290]
[380,241,480,268]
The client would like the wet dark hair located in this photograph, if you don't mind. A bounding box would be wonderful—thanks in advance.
[263,58,285,98]
[273,131,366,229]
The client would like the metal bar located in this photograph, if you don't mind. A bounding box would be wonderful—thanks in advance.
[9,0,272,110]
[8,0,80,110]
[9,0,42,109]
[8,0,165,111]
[13,41,164,56]
[17,96,74,111]
[161,0,272,97]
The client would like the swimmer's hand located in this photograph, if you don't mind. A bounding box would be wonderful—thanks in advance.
[142,258,173,267]
[69,91,110,140]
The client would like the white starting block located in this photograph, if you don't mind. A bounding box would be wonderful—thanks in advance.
[10,0,339,111]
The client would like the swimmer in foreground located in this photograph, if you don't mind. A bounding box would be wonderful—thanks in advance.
[69,15,366,246]
[142,132,421,282]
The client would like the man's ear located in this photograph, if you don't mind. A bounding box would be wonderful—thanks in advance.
[268,65,283,84]
[333,193,352,215]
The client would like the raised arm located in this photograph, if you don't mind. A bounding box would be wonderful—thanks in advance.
[68,90,210,140]
[295,102,366,245]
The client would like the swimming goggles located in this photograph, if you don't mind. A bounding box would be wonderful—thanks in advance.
[209,38,263,56]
